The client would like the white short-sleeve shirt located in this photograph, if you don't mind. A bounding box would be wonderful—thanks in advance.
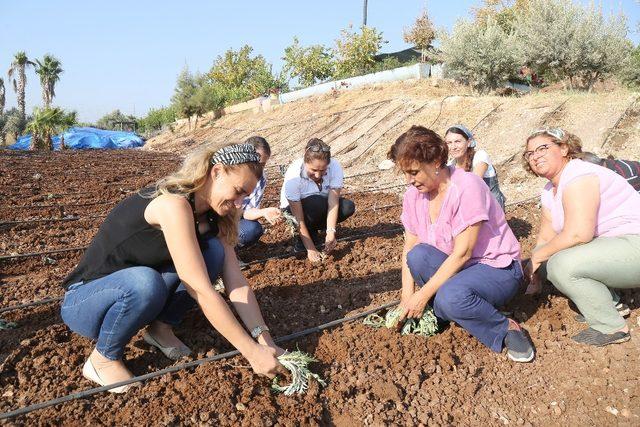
[448,149,496,178]
[279,157,344,208]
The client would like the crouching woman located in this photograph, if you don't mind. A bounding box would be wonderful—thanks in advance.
[280,138,355,262]
[524,128,640,346]
[392,126,534,362]
[61,144,284,393]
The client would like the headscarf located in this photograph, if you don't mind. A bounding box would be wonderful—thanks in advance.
[446,124,477,148]
[211,143,260,165]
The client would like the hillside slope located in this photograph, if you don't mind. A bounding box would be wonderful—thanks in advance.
[145,80,640,202]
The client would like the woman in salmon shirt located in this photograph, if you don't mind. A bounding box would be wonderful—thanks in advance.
[390,125,534,362]
[523,128,640,347]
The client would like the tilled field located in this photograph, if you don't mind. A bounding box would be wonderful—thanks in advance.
[1,150,639,426]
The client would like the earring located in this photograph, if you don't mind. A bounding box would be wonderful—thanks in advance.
[435,169,439,176]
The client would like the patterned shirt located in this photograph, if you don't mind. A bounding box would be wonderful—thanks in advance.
[242,173,267,211]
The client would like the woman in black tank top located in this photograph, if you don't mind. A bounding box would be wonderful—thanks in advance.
[61,143,286,393]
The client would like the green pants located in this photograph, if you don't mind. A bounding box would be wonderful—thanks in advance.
[545,234,640,333]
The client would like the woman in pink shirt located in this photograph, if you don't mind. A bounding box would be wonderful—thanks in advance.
[391,126,534,362]
[524,128,640,347]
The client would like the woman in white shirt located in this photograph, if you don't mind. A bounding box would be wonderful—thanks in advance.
[280,138,355,263]
[445,124,506,210]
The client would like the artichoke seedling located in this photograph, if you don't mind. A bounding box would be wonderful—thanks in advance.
[364,306,439,337]
[272,350,326,396]
[281,210,300,238]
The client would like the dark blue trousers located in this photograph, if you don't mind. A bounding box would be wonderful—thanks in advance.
[406,243,522,352]
[238,219,264,247]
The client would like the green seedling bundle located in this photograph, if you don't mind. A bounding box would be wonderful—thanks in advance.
[272,350,326,396]
[364,306,439,337]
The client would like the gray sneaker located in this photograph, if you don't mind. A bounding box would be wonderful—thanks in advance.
[572,327,630,347]
[574,303,630,323]
[505,329,535,362]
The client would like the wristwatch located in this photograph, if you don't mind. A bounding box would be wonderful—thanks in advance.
[250,325,270,339]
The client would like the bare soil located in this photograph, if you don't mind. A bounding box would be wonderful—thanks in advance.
[1,150,639,426]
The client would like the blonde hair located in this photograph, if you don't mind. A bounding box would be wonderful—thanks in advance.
[522,129,583,176]
[147,143,262,246]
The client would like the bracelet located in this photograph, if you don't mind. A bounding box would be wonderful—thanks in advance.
[326,227,336,233]
[250,325,270,339]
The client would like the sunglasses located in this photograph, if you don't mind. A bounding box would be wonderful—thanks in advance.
[528,127,565,141]
[306,144,330,153]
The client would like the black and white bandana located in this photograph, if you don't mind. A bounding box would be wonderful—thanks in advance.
[210,144,260,165]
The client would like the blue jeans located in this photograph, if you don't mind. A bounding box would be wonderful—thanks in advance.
[406,243,522,352]
[61,236,225,360]
[238,218,264,247]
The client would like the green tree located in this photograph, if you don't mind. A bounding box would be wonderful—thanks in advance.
[440,18,521,93]
[514,0,631,90]
[1,108,28,144]
[138,105,177,135]
[334,25,384,78]
[473,0,530,32]
[35,54,63,108]
[209,45,283,98]
[171,66,199,120]
[0,78,5,115]
[7,51,35,119]
[403,10,436,62]
[620,44,640,88]
[283,37,335,87]
[95,109,137,131]
[27,107,77,150]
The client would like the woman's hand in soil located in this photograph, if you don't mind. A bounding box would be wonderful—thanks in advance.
[399,289,432,321]
[307,248,323,263]
[257,333,287,357]
[262,207,282,225]
[524,259,543,295]
[246,344,286,378]
[324,231,337,254]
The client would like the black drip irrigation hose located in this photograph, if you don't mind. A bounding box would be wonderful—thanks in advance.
[0,300,398,421]
[0,246,88,262]
[0,226,405,314]
[0,214,107,227]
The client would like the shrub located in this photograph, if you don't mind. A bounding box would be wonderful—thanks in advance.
[440,18,521,93]
[95,109,137,131]
[620,44,640,88]
[137,105,177,134]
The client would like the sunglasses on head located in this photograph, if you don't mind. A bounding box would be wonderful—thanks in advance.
[306,144,330,153]
[528,127,565,141]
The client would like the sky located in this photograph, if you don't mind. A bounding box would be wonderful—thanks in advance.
[1,0,639,123]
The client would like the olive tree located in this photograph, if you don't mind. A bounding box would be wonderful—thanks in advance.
[282,37,335,87]
[440,18,521,93]
[514,0,631,90]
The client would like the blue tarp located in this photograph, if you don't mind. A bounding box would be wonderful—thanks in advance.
[8,127,145,150]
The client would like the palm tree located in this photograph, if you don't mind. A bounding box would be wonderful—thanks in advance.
[35,54,63,108]
[27,107,77,150]
[7,51,35,119]
[0,78,5,115]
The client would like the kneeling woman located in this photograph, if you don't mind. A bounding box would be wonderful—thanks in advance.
[391,126,534,362]
[445,124,506,210]
[280,138,355,263]
[524,128,640,346]
[61,144,284,393]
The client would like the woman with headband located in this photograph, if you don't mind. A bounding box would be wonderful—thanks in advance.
[523,128,640,346]
[280,138,355,263]
[445,124,506,211]
[61,143,285,393]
